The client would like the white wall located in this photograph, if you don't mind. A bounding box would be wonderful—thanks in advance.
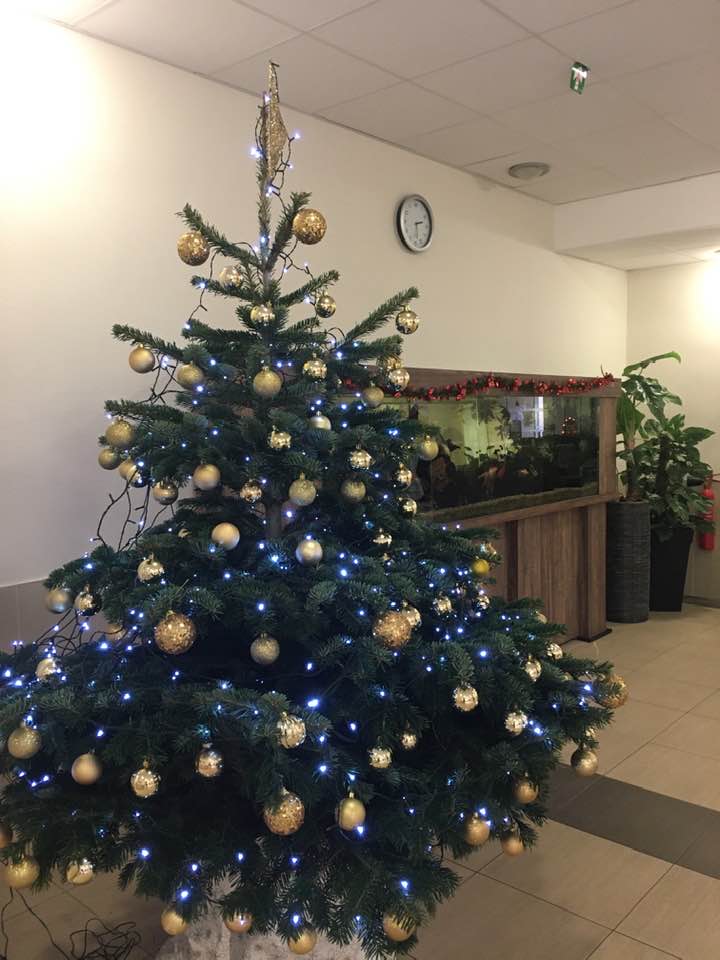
[1,17,627,586]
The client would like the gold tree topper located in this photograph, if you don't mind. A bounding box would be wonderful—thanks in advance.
[260,61,289,183]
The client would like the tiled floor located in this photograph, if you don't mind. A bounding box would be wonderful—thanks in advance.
[3,605,720,959]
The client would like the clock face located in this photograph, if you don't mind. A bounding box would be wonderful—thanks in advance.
[396,194,433,252]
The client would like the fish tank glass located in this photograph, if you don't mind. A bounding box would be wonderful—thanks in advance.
[386,393,600,522]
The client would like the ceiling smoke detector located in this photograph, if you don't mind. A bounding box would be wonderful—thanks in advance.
[507,162,550,181]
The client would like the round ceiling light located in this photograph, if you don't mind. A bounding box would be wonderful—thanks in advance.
[507,161,550,181]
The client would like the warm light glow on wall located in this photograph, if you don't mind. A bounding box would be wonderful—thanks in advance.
[696,261,720,322]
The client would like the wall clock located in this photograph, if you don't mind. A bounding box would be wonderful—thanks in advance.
[396,194,433,253]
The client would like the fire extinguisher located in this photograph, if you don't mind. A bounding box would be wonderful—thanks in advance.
[698,474,718,550]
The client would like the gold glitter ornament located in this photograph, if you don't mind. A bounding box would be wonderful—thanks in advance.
[381,355,402,372]
[211,522,241,550]
[417,435,439,461]
[277,713,306,749]
[341,478,366,503]
[547,642,563,660]
[372,610,412,649]
[289,929,318,955]
[373,529,392,547]
[152,480,178,505]
[536,611,548,623]
[470,557,491,577]
[268,427,291,450]
[36,655,59,681]
[71,753,102,785]
[259,61,289,183]
[336,792,366,830]
[105,418,135,449]
[250,632,280,665]
[263,788,305,835]
[8,723,42,759]
[295,538,323,566]
[75,586,100,617]
[524,657,542,681]
[219,264,243,289]
[161,907,188,936]
[137,555,164,582]
[382,914,415,943]
[0,824,13,848]
[303,355,327,380]
[400,730,418,750]
[4,856,40,889]
[501,832,524,857]
[465,813,491,846]
[98,447,121,470]
[369,746,392,769]
[118,459,140,483]
[154,611,196,655]
[395,307,419,335]
[394,464,413,488]
[433,595,452,616]
[505,711,528,736]
[289,475,317,507]
[193,463,221,490]
[514,778,539,805]
[224,913,253,934]
[130,760,160,799]
[239,480,263,503]
[571,747,599,777]
[386,366,410,390]
[196,744,223,778]
[46,587,72,613]
[600,674,629,708]
[453,685,479,712]
[349,448,373,470]
[292,208,327,245]
[316,292,336,318]
[250,303,275,324]
[177,230,209,266]
[402,603,421,629]
[308,413,332,432]
[362,385,384,408]
[66,859,94,885]
[399,497,417,517]
[128,345,155,373]
[176,362,205,390]
[253,366,282,399]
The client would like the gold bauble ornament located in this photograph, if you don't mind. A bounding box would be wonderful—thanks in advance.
[341,478,366,503]
[98,447,121,470]
[292,208,327,245]
[250,632,280,665]
[193,463,221,490]
[288,929,318,955]
[395,307,419,335]
[74,586,100,617]
[465,813,491,847]
[250,303,275,324]
[130,760,160,799]
[303,355,327,380]
[547,642,563,660]
[8,723,41,759]
[219,264,243,289]
[154,611,196,655]
[316,293,336,318]
[137,554,165,582]
[128,345,155,374]
[524,657,542,682]
[453,685,479,712]
[394,464,413,488]
[211,522,241,550]
[71,752,102,785]
[433,595,452,616]
[263,789,305,835]
[470,557,491,577]
[289,475,317,507]
[66,859,94,885]
[46,586,72,613]
[177,230,209,266]
[505,710,528,736]
[268,427,292,450]
[239,480,263,503]
[369,746,392,769]
[400,730,418,750]
[380,355,402,372]
[224,913,253,934]
[4,856,40,889]
[0,823,13,848]
[382,914,415,943]
[536,611,548,624]
[571,747,598,777]
[399,497,417,517]
[161,907,188,936]
[372,610,412,649]
[501,832,524,857]
[253,366,283,399]
[152,479,178,505]
[417,435,439,461]
[386,366,410,390]
[373,529,392,547]
[361,385,384,408]
[308,413,331,430]
[402,603,421,629]
[295,538,323,566]
[196,744,223,778]
[36,655,59,681]
[277,713,306,749]
[349,448,373,470]
[105,418,135,449]
[514,778,539,805]
[118,458,141,483]
[336,793,366,830]
[176,362,205,390]
[601,674,629,708]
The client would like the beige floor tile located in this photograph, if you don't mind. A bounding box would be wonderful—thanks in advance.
[0,876,65,921]
[609,742,720,811]
[690,689,720,720]
[653,712,720,761]
[595,700,683,772]
[448,838,503,872]
[639,648,720,688]
[414,873,608,960]
[620,669,714,711]
[588,931,681,958]
[67,871,165,955]
[569,632,676,673]
[482,821,669,928]
[619,865,720,959]
[0,890,100,960]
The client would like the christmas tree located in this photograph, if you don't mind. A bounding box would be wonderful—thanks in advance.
[0,67,621,959]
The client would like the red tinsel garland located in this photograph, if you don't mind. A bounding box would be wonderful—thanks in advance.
[346,372,616,401]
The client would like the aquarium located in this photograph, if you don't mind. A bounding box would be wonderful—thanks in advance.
[387,393,600,522]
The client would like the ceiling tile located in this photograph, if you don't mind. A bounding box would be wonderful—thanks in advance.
[485,0,629,33]
[312,0,528,79]
[494,82,655,143]
[319,83,476,141]
[214,36,397,113]
[466,144,588,185]
[22,0,112,22]
[541,0,720,80]
[76,0,298,74]
[667,109,720,148]
[238,0,377,31]
[649,228,720,252]
[400,116,534,166]
[516,167,629,203]
[416,38,568,114]
[619,55,720,116]
[608,252,696,269]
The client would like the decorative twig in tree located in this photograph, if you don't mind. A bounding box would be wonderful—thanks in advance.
[0,64,620,960]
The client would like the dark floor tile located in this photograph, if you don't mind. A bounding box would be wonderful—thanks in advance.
[546,763,599,817]
[677,817,720,880]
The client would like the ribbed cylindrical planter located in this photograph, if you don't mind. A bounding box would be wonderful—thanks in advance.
[650,526,694,612]
[156,919,363,959]
[606,500,650,623]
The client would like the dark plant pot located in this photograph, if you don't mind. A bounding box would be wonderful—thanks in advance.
[606,500,650,623]
[649,526,694,612]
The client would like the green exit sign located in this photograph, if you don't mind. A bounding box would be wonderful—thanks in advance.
[570,62,589,93]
